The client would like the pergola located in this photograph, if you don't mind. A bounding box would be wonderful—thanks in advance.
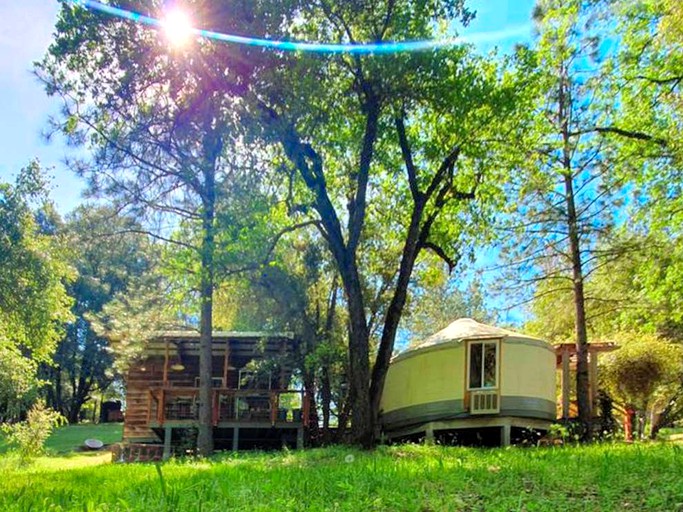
[555,342,618,419]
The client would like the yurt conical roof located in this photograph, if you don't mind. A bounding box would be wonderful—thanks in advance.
[395,318,547,361]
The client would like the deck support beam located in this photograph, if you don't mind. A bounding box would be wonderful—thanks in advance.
[589,350,598,415]
[232,427,239,451]
[163,426,172,460]
[296,427,304,449]
[424,424,435,445]
[500,421,511,447]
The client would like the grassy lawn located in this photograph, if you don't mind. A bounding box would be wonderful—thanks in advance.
[45,423,123,454]
[0,435,682,511]
[0,422,123,456]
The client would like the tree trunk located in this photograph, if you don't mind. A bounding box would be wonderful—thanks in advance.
[196,162,216,457]
[302,374,320,446]
[334,387,352,443]
[320,364,332,444]
[342,260,372,448]
[369,196,425,428]
[559,69,591,441]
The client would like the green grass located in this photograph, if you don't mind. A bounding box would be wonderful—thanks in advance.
[45,423,123,454]
[0,422,123,455]
[1,442,682,511]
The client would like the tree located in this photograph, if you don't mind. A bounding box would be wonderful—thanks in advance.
[601,332,682,439]
[0,162,73,420]
[239,1,535,445]
[501,0,634,437]
[42,206,157,423]
[38,3,283,454]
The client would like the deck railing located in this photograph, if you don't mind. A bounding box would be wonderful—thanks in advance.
[148,387,308,427]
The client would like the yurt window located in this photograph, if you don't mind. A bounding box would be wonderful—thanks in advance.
[467,341,499,389]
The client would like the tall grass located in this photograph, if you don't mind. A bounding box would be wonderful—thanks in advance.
[1,442,682,510]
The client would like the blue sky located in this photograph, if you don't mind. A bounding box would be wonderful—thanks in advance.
[0,0,536,215]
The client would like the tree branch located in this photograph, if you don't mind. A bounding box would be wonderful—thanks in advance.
[422,241,458,272]
[569,126,668,147]
[395,111,421,201]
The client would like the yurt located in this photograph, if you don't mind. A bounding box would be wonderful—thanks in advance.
[380,318,556,446]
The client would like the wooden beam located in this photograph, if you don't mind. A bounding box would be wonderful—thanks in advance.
[296,427,304,450]
[212,390,219,426]
[232,427,239,451]
[163,427,172,460]
[561,346,570,419]
[222,341,230,388]
[147,390,153,425]
[279,340,286,389]
[163,340,169,386]
[589,350,598,415]
[158,389,166,425]
[270,391,277,426]
[500,419,512,447]
[425,424,435,445]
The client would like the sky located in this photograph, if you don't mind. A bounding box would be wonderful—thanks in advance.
[0,0,536,216]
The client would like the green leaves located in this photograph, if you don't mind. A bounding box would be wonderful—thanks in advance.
[0,163,73,420]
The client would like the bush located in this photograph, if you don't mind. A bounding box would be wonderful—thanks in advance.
[1,400,64,461]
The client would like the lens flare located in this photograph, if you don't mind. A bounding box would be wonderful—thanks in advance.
[63,0,459,55]
[163,8,193,48]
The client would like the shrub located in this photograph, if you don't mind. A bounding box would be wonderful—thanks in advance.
[1,400,65,461]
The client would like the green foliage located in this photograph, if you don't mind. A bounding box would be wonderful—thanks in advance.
[0,163,73,420]
[44,206,160,423]
[601,332,683,413]
[1,400,65,462]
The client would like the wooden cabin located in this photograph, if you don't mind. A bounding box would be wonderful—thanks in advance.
[124,331,308,456]
[380,318,556,446]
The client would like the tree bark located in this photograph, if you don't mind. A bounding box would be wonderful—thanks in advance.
[196,140,217,457]
[320,364,332,444]
[559,71,592,440]
[341,259,373,447]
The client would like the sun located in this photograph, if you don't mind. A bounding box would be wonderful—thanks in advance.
[162,8,194,48]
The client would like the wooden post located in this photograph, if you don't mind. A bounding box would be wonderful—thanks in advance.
[222,341,230,388]
[163,340,170,386]
[163,426,172,460]
[232,427,239,451]
[425,424,435,445]
[212,390,219,426]
[279,340,286,389]
[296,426,304,450]
[500,420,511,447]
[270,391,277,426]
[589,349,598,416]
[561,346,570,419]
[147,390,153,425]
[158,389,165,424]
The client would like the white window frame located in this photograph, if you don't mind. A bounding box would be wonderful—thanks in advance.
[466,339,500,391]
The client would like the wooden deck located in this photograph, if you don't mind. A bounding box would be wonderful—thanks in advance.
[147,387,309,427]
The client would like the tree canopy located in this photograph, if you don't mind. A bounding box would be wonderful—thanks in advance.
[0,162,73,420]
